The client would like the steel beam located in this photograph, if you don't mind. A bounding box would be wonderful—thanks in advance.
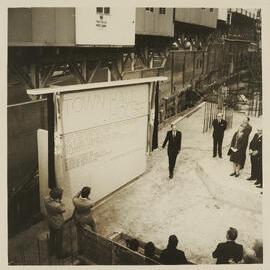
[69,62,86,84]
[9,64,35,89]
[40,63,56,88]
[88,60,102,83]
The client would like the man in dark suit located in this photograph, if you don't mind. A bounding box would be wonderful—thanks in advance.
[248,128,262,188]
[247,128,261,181]
[212,113,227,158]
[241,117,253,149]
[241,116,252,140]
[212,227,243,264]
[159,235,188,265]
[162,123,182,179]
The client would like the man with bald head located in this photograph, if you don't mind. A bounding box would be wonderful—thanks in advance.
[248,128,262,188]
[212,113,227,158]
[162,123,182,179]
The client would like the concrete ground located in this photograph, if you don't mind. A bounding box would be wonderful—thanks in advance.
[93,103,262,264]
[9,102,262,265]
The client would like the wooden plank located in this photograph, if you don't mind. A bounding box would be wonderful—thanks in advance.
[7,98,46,108]
[27,76,168,95]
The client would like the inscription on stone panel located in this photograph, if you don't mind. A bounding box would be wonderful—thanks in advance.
[60,85,149,133]
[62,116,147,171]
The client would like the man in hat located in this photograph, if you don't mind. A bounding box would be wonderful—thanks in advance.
[212,113,227,158]
[162,123,182,179]
[44,187,66,258]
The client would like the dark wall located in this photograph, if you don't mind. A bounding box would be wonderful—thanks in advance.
[8,8,75,45]
[8,100,47,192]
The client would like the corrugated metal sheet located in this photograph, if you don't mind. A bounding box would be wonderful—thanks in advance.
[9,8,76,46]
[135,8,174,37]
[32,8,56,43]
[8,8,32,43]
[175,8,218,28]
[55,8,75,44]
[9,7,220,45]
[75,7,135,46]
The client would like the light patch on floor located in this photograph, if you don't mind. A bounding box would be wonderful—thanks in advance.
[93,105,262,264]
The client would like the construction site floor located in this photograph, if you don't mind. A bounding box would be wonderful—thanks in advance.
[93,103,262,264]
[8,103,262,265]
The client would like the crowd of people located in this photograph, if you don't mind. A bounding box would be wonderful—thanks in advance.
[171,31,226,51]
[126,228,262,265]
[43,112,262,264]
[43,184,263,264]
[125,235,190,265]
[212,113,263,189]
[171,34,206,51]
[161,114,263,190]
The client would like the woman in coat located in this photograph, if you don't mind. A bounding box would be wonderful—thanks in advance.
[228,126,246,177]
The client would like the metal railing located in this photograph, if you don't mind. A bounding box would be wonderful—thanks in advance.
[9,217,196,265]
[9,218,78,265]
[202,102,233,133]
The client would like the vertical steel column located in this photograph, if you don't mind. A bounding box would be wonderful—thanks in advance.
[193,51,196,79]
[69,221,74,263]
[47,94,56,189]
[107,68,112,82]
[37,239,41,264]
[147,82,153,155]
[130,52,135,72]
[174,95,178,116]
[221,43,225,76]
[152,82,159,150]
[206,51,210,73]
[214,48,217,70]
[183,51,186,87]
[203,102,207,132]
[30,64,40,88]
[171,52,174,94]
[81,60,87,82]
[202,52,205,74]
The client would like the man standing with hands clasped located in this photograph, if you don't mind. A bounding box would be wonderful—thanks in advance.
[162,123,182,179]
[212,113,227,158]
[247,128,262,188]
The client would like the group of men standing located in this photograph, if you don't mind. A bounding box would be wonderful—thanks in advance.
[43,111,262,262]
[44,186,96,258]
[161,114,262,189]
[212,114,262,187]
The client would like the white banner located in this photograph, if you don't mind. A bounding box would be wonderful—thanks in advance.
[55,83,150,211]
